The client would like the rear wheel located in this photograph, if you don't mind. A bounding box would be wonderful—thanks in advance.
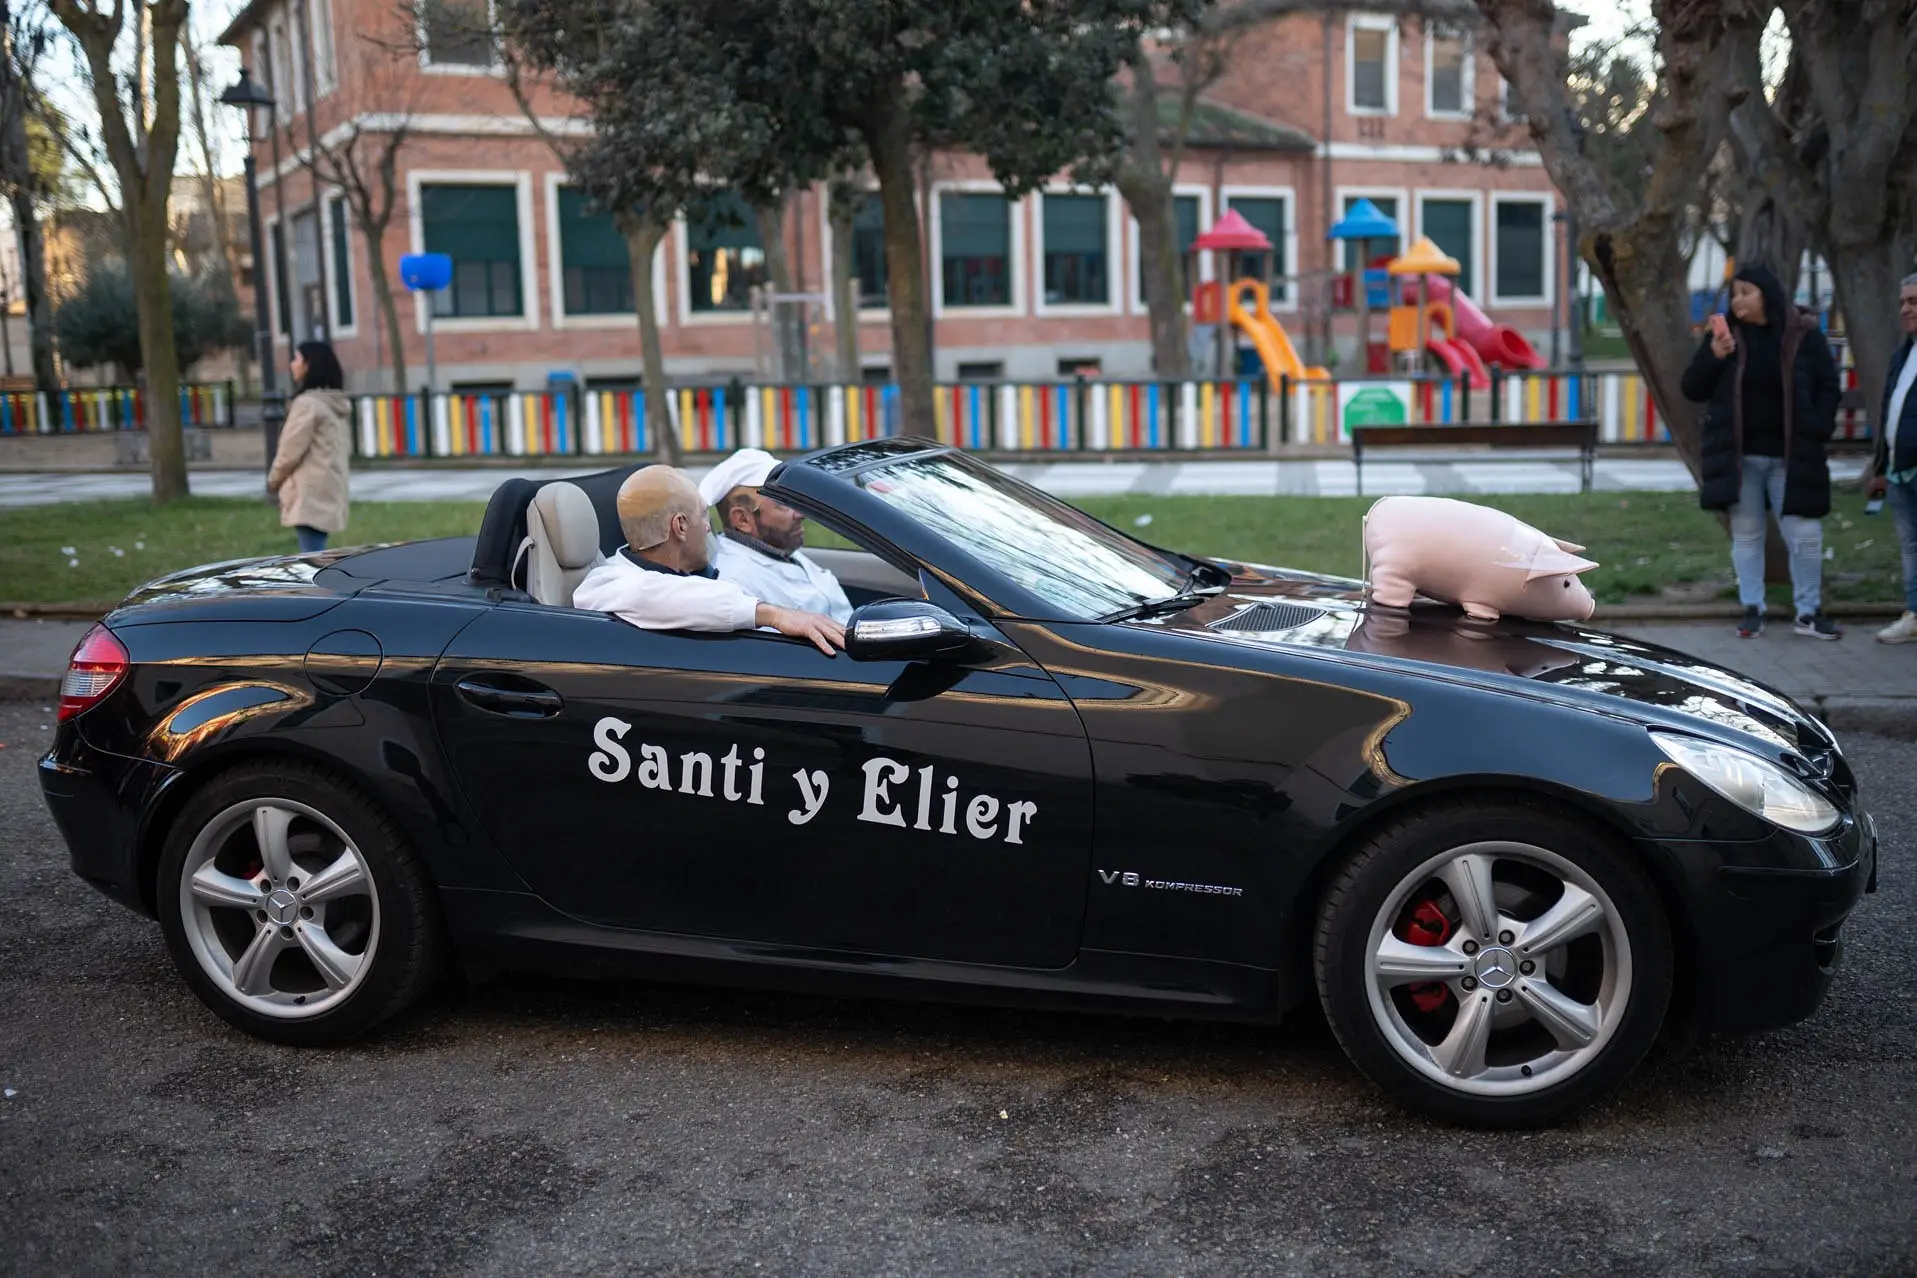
[1314,799,1672,1128]
[156,762,443,1045]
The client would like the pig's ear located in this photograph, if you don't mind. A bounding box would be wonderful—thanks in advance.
[1552,537,1587,554]
[1525,544,1600,580]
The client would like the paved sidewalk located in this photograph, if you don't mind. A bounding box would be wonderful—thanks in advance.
[0,455,1872,507]
[4,615,1910,736]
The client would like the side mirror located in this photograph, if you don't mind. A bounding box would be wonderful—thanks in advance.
[845,599,977,662]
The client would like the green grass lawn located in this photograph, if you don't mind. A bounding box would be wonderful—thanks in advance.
[0,491,1902,611]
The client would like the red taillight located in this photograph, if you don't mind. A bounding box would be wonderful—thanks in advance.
[57,624,129,722]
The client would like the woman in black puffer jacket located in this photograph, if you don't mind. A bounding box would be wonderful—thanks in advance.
[1681,264,1842,640]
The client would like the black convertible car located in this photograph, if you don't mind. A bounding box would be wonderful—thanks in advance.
[40,439,1877,1127]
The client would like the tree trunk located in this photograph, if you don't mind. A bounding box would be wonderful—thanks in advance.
[128,209,188,501]
[620,214,678,466]
[755,197,804,382]
[859,97,935,439]
[1119,172,1190,378]
[360,222,407,394]
[1734,184,1807,298]
[1828,242,1907,451]
[1588,228,1706,479]
[11,187,55,389]
[829,193,859,383]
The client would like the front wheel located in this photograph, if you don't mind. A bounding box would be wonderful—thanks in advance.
[156,762,444,1045]
[1314,799,1673,1128]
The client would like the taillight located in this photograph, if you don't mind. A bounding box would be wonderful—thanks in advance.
[58,624,129,722]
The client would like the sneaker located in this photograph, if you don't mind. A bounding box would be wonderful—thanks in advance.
[1736,606,1764,638]
[1794,611,1843,640]
[1878,611,1917,644]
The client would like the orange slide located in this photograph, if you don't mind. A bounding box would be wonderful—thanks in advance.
[1226,278,1329,390]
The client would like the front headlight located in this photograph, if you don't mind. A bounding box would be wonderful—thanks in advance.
[1652,732,1841,835]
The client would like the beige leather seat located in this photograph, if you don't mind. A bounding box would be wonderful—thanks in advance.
[516,481,605,607]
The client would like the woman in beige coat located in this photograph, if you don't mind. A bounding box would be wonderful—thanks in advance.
[268,340,353,553]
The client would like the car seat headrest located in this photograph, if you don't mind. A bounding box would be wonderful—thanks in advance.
[531,482,602,570]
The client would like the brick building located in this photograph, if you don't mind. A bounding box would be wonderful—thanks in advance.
[220,2,1573,394]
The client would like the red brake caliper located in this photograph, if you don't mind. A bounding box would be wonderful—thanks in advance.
[1396,899,1453,1013]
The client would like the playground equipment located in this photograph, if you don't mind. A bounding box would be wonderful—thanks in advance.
[1386,237,1490,390]
[1189,209,1327,391]
[1395,273,1546,372]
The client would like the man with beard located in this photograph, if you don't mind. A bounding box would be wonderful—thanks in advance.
[699,448,854,624]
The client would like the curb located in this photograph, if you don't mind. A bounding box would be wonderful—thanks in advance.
[1595,602,1909,622]
[1809,696,1917,742]
[0,675,57,702]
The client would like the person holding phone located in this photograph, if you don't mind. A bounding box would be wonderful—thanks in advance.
[1682,264,1843,640]
[1866,273,1917,643]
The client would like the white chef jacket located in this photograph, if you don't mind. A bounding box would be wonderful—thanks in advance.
[711,534,854,624]
[572,550,761,632]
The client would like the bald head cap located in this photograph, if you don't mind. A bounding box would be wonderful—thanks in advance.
[615,466,704,551]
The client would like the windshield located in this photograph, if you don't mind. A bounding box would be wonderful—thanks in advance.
[853,450,1190,618]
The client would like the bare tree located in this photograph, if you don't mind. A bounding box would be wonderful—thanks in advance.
[497,46,681,462]
[180,24,251,395]
[289,43,420,394]
[51,0,192,501]
[826,175,862,382]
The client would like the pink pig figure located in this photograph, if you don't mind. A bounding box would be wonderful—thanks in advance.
[1362,495,1599,623]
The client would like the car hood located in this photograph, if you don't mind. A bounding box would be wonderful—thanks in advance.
[1139,559,1835,757]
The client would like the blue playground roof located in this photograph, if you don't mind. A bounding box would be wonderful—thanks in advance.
[1329,198,1399,241]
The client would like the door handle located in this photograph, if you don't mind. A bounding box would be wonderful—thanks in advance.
[455,677,564,718]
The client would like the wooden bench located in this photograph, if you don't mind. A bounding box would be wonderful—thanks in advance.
[1349,421,1601,496]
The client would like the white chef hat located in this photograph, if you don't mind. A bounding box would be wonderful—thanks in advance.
[697,448,780,508]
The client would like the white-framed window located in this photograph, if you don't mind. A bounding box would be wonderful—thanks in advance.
[545,174,669,329]
[672,189,767,326]
[1334,186,1408,273]
[268,18,295,115]
[418,0,498,71]
[1415,190,1483,299]
[931,181,1025,317]
[309,0,338,96]
[406,170,539,331]
[1425,20,1472,118]
[1491,193,1553,306]
[1347,14,1399,116]
[1127,184,1212,316]
[1221,186,1299,310]
[1033,187,1121,316]
[249,32,273,135]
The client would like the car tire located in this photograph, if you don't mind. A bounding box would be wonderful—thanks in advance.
[156,761,444,1046]
[1313,797,1672,1128]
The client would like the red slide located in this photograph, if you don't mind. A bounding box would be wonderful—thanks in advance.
[1426,336,1490,389]
[1400,275,1546,370]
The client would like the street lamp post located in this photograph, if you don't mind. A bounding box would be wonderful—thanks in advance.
[218,67,281,493]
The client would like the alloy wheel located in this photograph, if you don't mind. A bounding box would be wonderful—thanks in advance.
[176,797,382,1019]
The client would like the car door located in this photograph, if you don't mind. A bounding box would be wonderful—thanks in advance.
[429,590,1094,969]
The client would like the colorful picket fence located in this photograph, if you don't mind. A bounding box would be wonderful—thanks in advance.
[0,382,235,435]
[348,365,1885,460]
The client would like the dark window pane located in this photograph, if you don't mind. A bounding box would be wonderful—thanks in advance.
[422,183,521,317]
[1226,196,1287,296]
[1353,28,1388,110]
[269,222,290,335]
[421,0,491,66]
[940,193,1010,308]
[1421,199,1473,293]
[558,186,633,315]
[1496,201,1546,298]
[686,190,764,312]
[1042,194,1107,306]
[851,193,887,308]
[1342,195,1400,271]
[329,196,353,328]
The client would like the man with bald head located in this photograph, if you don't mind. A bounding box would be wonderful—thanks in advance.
[572,465,845,654]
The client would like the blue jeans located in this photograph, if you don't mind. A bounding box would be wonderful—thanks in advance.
[295,525,329,553]
[1888,475,1917,613]
[1729,454,1822,616]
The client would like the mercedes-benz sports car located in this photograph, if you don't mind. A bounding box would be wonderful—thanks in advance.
[39,439,1878,1127]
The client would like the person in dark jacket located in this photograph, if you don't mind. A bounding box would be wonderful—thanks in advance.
[1682,263,1843,639]
[1866,272,1917,643]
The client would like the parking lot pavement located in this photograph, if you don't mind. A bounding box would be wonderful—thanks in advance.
[2,699,1913,1275]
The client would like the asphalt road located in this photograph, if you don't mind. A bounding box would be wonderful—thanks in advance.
[2,699,1913,1276]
